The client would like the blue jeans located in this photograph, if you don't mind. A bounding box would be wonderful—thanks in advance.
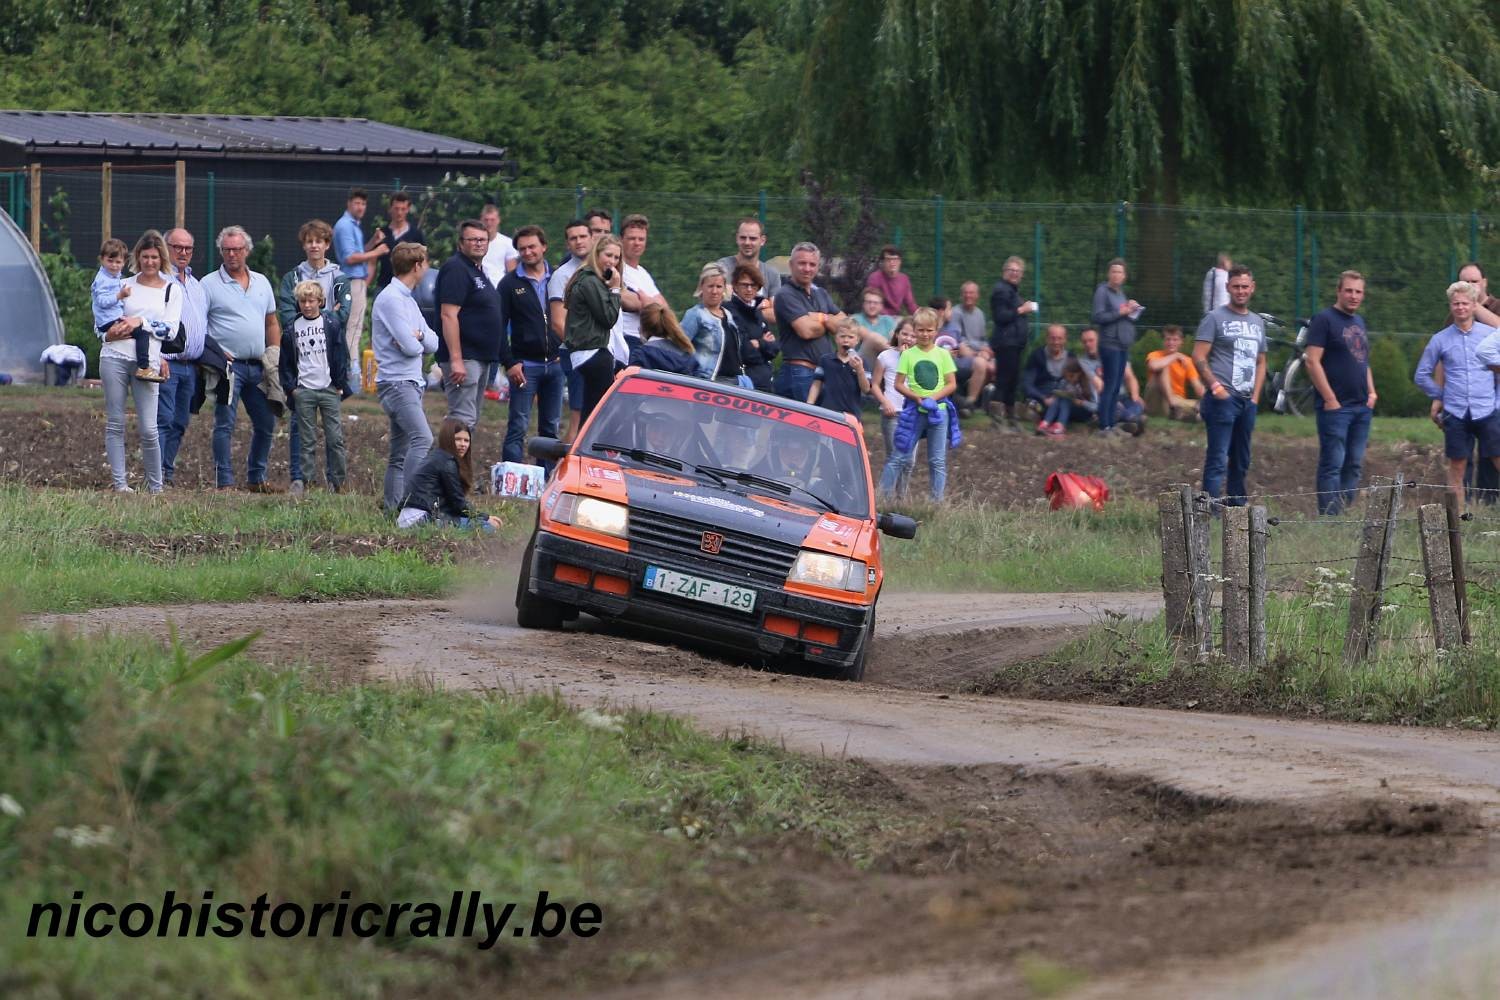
[157,363,196,483]
[503,360,565,465]
[1201,393,1258,506]
[213,360,277,487]
[1097,347,1128,430]
[773,363,817,403]
[879,405,948,502]
[288,410,302,482]
[1042,397,1072,425]
[1315,404,1372,515]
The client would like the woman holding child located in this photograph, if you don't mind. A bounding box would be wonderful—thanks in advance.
[101,230,180,494]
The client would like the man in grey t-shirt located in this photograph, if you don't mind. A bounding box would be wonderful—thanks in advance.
[1193,265,1267,506]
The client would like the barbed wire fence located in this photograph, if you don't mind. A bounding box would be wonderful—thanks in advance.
[1158,475,1500,670]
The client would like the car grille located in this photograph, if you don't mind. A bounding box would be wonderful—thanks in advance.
[629,507,800,584]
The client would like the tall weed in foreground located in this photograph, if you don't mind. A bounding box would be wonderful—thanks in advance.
[0,628,885,996]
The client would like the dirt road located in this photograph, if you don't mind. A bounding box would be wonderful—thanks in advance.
[36,592,1500,998]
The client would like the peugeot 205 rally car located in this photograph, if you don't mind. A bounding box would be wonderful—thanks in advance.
[516,369,917,680]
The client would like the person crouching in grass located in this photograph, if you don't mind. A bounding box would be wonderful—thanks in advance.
[279,280,350,494]
[879,306,960,503]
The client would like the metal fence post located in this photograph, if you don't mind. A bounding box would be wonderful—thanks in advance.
[574,185,584,219]
[933,195,944,297]
[1033,221,1043,341]
[1309,231,1319,309]
[757,189,767,249]
[1115,201,1126,259]
[1472,210,1481,263]
[1293,205,1305,322]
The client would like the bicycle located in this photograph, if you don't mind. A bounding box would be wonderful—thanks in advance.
[1259,313,1317,416]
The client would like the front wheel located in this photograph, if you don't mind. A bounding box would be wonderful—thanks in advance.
[834,610,875,682]
[1281,359,1316,417]
[515,534,565,629]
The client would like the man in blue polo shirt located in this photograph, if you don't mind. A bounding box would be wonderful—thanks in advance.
[333,188,387,393]
[204,225,282,491]
[437,218,506,464]
[772,242,846,402]
[1304,270,1378,515]
[497,225,560,468]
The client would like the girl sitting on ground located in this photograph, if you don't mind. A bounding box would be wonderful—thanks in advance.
[397,418,501,532]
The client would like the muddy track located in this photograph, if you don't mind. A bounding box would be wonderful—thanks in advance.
[32,591,1500,998]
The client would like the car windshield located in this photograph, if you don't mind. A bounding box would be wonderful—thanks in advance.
[581,376,871,518]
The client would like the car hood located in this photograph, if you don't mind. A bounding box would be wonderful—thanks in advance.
[623,469,824,548]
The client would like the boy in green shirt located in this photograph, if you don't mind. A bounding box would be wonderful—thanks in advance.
[879,307,958,501]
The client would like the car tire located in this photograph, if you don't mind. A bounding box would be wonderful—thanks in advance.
[835,610,875,682]
[515,534,566,630]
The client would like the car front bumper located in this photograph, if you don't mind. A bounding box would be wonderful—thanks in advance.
[526,530,871,668]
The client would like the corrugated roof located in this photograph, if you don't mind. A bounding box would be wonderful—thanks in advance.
[0,111,507,164]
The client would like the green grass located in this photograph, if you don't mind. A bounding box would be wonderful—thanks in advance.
[1253,412,1443,446]
[0,486,531,613]
[1002,583,1500,727]
[0,628,895,996]
[882,499,1161,592]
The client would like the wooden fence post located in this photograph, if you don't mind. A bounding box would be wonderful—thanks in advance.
[1444,492,1471,646]
[28,163,41,247]
[1419,503,1462,652]
[1158,489,1191,643]
[174,159,186,230]
[101,161,112,242]
[1248,505,1268,666]
[1222,506,1250,667]
[1345,476,1403,663]
[1186,491,1213,655]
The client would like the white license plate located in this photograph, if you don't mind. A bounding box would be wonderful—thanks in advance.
[643,566,757,613]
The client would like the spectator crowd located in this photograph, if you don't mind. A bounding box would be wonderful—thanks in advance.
[83,187,1500,518]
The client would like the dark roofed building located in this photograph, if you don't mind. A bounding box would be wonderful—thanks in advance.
[0,111,514,274]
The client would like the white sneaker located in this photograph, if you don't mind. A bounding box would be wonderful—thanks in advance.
[114,485,135,494]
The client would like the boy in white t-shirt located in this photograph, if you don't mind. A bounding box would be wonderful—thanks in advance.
[279,281,351,493]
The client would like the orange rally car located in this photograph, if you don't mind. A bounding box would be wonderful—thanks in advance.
[516,369,917,680]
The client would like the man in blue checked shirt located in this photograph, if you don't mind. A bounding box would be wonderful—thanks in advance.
[1417,280,1500,514]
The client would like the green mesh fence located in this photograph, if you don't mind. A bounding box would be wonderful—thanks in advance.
[5,168,1490,397]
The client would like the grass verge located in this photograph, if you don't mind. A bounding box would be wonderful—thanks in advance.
[976,587,1500,728]
[0,628,897,996]
[0,485,532,613]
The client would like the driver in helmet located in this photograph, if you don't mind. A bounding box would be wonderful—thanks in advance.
[715,418,760,470]
[640,408,688,457]
[757,424,819,486]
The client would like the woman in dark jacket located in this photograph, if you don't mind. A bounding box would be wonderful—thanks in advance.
[563,234,624,423]
[397,418,500,531]
[725,263,778,392]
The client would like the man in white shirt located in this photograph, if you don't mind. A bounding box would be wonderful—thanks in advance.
[1202,252,1232,315]
[480,203,517,286]
[613,213,668,355]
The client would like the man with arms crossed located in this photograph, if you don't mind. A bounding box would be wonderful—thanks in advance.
[1303,271,1378,515]
[773,242,846,402]
[1193,265,1267,507]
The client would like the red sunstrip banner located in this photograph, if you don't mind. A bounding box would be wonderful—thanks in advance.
[615,378,859,445]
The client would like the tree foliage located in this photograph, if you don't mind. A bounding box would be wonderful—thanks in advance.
[791,0,1500,208]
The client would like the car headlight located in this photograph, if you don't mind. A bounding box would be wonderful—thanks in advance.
[788,550,867,592]
[551,495,629,538]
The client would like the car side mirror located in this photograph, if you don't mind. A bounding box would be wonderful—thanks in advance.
[878,512,918,539]
[527,436,570,462]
